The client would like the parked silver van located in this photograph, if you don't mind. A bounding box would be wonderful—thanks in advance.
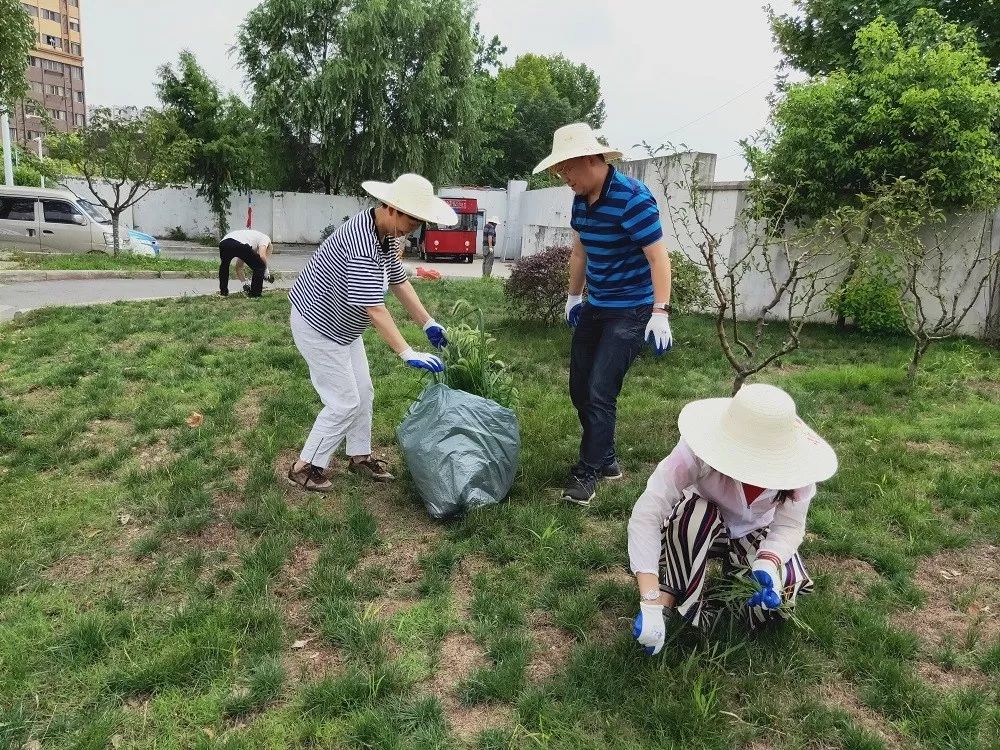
[0,186,133,254]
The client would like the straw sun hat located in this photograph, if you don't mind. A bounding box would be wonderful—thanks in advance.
[678,383,838,490]
[362,174,458,226]
[532,122,624,174]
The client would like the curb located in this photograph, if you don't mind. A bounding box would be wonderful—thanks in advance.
[0,270,290,282]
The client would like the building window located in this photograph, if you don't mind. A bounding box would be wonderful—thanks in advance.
[70,43,81,55]
[42,9,61,22]
[43,35,62,49]
[74,113,85,126]
[28,56,39,67]
[69,20,80,31]
[75,91,84,103]
[43,59,64,73]
[27,130,41,140]
[21,3,38,16]
[47,84,64,96]
[70,66,83,80]
[69,0,78,5]
[49,109,66,121]
[30,81,43,94]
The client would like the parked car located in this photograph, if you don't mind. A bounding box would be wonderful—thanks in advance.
[0,186,133,254]
[127,228,160,257]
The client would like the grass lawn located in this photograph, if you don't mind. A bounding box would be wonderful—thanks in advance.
[3,250,218,275]
[1,280,997,750]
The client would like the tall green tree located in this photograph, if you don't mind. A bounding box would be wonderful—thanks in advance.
[748,10,1000,330]
[769,1,1000,77]
[489,53,607,183]
[48,108,194,254]
[0,0,35,109]
[238,0,480,194]
[156,51,265,236]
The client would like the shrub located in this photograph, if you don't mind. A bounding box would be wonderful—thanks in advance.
[828,270,908,334]
[13,164,41,187]
[504,245,571,324]
[504,245,710,324]
[167,226,189,241]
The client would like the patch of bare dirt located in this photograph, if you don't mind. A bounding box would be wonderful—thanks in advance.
[968,379,1000,398]
[904,440,963,459]
[132,429,178,470]
[77,419,133,453]
[525,619,575,684]
[210,336,256,351]
[915,661,989,690]
[234,387,268,430]
[808,555,880,600]
[272,544,344,686]
[450,554,490,621]
[14,386,60,410]
[818,680,907,749]
[425,632,511,740]
[893,544,999,690]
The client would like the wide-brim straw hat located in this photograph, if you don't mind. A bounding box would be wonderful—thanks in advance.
[362,174,458,226]
[532,122,624,174]
[677,383,838,489]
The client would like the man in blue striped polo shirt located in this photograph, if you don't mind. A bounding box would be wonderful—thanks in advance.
[533,123,674,507]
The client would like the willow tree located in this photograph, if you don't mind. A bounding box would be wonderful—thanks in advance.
[238,0,481,194]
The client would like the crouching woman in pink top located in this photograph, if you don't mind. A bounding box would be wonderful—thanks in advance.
[627,383,838,655]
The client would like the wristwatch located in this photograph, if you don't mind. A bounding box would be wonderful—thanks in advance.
[640,589,661,601]
[652,303,672,314]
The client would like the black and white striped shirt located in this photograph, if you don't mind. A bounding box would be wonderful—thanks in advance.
[289,209,408,345]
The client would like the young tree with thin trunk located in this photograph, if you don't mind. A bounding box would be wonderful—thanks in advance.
[48,108,193,255]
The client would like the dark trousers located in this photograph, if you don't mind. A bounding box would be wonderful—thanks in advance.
[569,303,650,475]
[219,238,266,297]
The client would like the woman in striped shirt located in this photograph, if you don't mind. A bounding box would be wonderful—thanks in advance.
[286,174,458,491]
[628,384,838,654]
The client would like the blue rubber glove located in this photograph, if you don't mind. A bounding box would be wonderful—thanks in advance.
[565,294,583,328]
[423,319,448,349]
[645,312,673,355]
[747,569,782,610]
[631,602,666,656]
[399,347,444,373]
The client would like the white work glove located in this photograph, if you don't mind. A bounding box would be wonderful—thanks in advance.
[399,347,444,373]
[565,294,584,327]
[631,602,666,656]
[645,312,673,355]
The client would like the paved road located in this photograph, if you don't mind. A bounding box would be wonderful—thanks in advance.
[0,256,511,317]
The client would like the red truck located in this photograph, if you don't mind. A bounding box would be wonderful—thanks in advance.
[419,197,478,263]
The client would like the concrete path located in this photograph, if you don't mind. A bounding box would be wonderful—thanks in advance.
[0,257,511,319]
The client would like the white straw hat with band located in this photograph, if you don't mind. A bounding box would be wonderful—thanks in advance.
[362,174,458,226]
[677,383,838,489]
[532,122,624,175]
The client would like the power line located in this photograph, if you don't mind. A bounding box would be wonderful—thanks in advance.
[666,77,773,137]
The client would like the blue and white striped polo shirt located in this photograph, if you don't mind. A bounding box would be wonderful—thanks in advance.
[570,166,664,308]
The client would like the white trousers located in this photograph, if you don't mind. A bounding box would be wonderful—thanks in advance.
[290,308,373,466]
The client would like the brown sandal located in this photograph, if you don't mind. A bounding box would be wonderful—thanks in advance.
[348,457,395,482]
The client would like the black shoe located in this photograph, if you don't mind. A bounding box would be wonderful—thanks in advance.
[562,469,597,507]
[600,460,623,480]
[243,283,252,295]
[265,272,275,284]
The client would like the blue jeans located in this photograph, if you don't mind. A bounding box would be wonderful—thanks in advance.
[569,303,650,476]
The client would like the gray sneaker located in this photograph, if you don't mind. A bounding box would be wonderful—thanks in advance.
[562,470,597,507]
[599,460,623,480]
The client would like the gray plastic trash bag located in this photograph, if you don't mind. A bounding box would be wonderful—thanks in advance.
[397,383,520,519]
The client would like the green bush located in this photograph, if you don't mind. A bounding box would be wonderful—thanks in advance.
[828,271,908,334]
[504,245,710,325]
[13,164,41,187]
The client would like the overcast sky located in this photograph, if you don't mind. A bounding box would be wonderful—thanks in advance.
[82,0,799,181]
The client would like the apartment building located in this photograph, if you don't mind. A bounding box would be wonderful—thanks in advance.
[8,1,86,151]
